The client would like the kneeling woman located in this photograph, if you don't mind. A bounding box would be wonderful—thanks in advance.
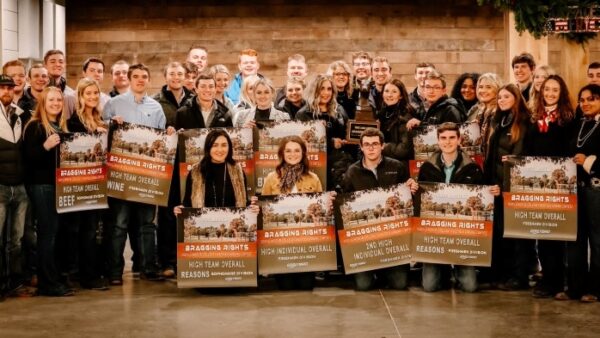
[261,136,323,290]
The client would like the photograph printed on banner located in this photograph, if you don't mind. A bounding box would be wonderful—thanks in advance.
[339,184,413,230]
[505,156,577,194]
[420,183,494,221]
[110,122,177,164]
[180,127,253,165]
[182,207,257,243]
[258,120,327,152]
[60,132,107,167]
[260,192,333,230]
[413,123,482,160]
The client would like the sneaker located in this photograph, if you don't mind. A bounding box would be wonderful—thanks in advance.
[140,272,165,282]
[532,285,554,298]
[7,285,37,298]
[580,294,598,303]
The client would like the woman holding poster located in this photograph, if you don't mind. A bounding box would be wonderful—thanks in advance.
[525,75,575,299]
[261,136,323,290]
[60,78,110,291]
[262,136,323,195]
[483,83,533,291]
[561,84,600,302]
[23,87,72,296]
[297,74,353,190]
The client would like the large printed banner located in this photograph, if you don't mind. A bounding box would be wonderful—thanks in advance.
[412,183,494,266]
[258,192,337,274]
[410,123,483,178]
[56,132,109,213]
[106,122,178,206]
[177,207,257,287]
[336,184,413,274]
[255,120,326,195]
[503,156,577,240]
[179,127,254,200]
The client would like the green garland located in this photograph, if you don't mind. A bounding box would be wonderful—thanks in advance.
[478,0,597,45]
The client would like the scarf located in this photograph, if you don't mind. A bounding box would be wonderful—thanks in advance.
[538,105,558,133]
[279,163,305,193]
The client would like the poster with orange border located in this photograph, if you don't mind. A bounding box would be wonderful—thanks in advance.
[255,120,326,195]
[177,207,257,288]
[336,183,413,274]
[503,156,577,241]
[56,132,108,213]
[178,127,254,201]
[412,183,494,267]
[258,192,337,274]
[410,123,483,178]
[106,122,177,206]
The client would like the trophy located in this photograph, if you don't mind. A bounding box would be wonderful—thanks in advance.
[346,79,380,144]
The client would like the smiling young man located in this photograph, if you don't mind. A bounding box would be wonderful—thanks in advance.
[109,60,130,97]
[369,56,393,111]
[186,45,208,73]
[175,73,233,129]
[407,71,464,130]
[152,61,192,128]
[587,62,600,85]
[103,63,167,285]
[225,49,260,105]
[43,50,76,117]
[275,54,308,106]
[409,62,436,113]
[342,128,418,291]
[416,122,500,292]
[512,52,536,102]
[81,57,111,109]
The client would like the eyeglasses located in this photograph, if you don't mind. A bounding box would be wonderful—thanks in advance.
[579,96,598,104]
[361,142,381,149]
[333,72,349,77]
[353,62,371,67]
[424,85,443,91]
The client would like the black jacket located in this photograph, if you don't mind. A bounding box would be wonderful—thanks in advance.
[175,98,233,130]
[23,121,57,185]
[342,156,409,193]
[0,104,25,185]
[376,103,414,163]
[484,111,529,186]
[409,87,426,115]
[524,116,576,157]
[416,95,465,125]
[336,91,358,120]
[17,88,36,124]
[153,86,193,128]
[276,98,306,120]
[418,150,483,185]
[570,116,600,184]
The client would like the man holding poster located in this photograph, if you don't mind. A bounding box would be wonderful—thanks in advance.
[418,122,500,292]
[103,64,169,284]
[342,128,418,291]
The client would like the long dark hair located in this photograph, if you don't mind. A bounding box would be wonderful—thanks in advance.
[451,72,479,111]
[199,129,235,177]
[382,79,415,115]
[496,83,530,144]
[275,136,310,177]
[532,75,574,125]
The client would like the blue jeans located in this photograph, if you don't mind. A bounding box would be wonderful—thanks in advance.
[422,263,478,292]
[354,264,409,291]
[0,184,28,285]
[566,186,600,297]
[27,184,63,292]
[108,199,158,279]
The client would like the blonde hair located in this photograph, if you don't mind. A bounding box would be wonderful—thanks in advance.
[528,65,556,112]
[25,86,68,137]
[305,74,338,118]
[239,74,260,108]
[76,78,106,132]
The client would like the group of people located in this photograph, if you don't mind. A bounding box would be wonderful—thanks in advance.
[0,45,599,303]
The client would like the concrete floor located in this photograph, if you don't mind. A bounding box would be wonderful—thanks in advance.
[2,271,600,338]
